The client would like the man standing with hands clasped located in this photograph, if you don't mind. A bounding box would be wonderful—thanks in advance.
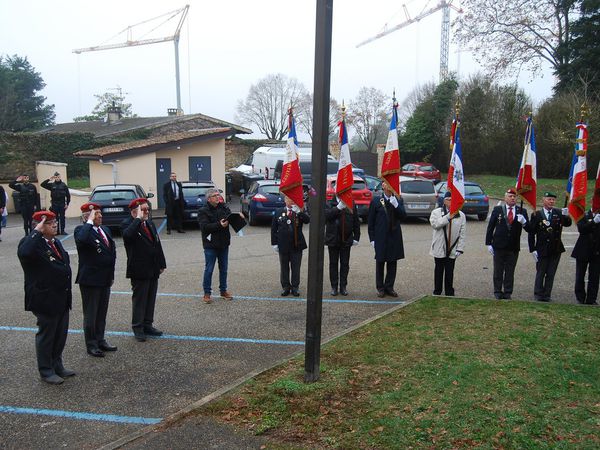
[163,172,185,234]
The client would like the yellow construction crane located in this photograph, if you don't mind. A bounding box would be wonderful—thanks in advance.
[73,5,189,114]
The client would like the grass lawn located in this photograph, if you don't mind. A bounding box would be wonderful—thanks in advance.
[200,297,600,449]
[68,176,90,190]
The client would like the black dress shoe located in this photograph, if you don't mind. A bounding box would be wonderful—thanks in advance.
[134,333,147,342]
[330,288,338,296]
[41,374,64,385]
[503,294,512,300]
[56,369,76,378]
[340,288,348,296]
[281,289,290,296]
[494,293,503,299]
[166,230,171,235]
[385,290,399,297]
[144,327,163,336]
[177,229,186,233]
[99,342,118,352]
[87,348,105,357]
[377,290,385,298]
[291,289,300,297]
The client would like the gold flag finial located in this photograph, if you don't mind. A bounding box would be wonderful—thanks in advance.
[341,100,346,119]
[455,100,461,118]
[580,103,589,122]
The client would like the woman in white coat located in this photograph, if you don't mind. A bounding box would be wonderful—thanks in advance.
[429,191,466,296]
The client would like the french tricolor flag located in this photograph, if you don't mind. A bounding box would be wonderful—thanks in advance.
[279,109,304,209]
[567,121,588,222]
[516,116,537,210]
[448,120,465,214]
[381,97,401,196]
[336,116,354,209]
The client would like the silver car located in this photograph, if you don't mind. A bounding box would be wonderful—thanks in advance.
[399,176,438,218]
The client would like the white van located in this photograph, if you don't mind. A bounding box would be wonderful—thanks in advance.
[250,146,314,179]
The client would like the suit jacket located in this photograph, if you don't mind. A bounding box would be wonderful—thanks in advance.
[163,180,185,215]
[367,195,406,262]
[485,204,530,252]
[74,223,117,286]
[324,201,360,248]
[17,231,72,316]
[528,208,572,256]
[271,207,310,253]
[571,210,600,261]
[121,217,166,280]
[429,206,466,259]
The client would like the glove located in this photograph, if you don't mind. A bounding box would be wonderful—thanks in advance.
[370,241,375,248]
[337,201,346,210]
[455,250,463,258]
[561,208,569,216]
[352,240,359,246]
[516,214,526,225]
[594,214,600,224]
[532,250,538,262]
[487,245,494,256]
[291,204,301,214]
[389,196,399,208]
[272,245,278,253]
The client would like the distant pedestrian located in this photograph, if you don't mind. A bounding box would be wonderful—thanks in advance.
[571,206,600,305]
[41,172,70,235]
[0,185,6,242]
[163,172,185,234]
[9,174,39,235]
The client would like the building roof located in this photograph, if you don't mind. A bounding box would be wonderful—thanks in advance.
[37,113,252,137]
[74,127,235,161]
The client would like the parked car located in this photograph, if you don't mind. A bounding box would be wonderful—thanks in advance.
[325,174,373,221]
[362,174,383,196]
[180,181,216,224]
[240,180,285,225]
[400,163,441,182]
[398,176,438,218]
[434,181,490,221]
[88,184,154,230]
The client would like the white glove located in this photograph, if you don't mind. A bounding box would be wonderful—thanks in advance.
[487,245,494,256]
[370,241,375,248]
[532,250,538,262]
[337,201,346,210]
[272,245,278,253]
[291,204,301,214]
[516,214,526,225]
[593,214,600,224]
[455,250,463,258]
[561,208,569,216]
[352,240,359,246]
[389,196,399,208]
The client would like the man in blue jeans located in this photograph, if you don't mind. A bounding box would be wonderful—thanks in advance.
[198,189,242,303]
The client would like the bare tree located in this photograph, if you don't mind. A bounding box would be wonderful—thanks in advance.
[454,0,578,78]
[296,94,341,141]
[347,87,389,153]
[236,73,308,140]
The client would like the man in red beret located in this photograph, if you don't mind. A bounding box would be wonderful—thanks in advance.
[121,198,166,341]
[17,211,75,384]
[74,202,117,357]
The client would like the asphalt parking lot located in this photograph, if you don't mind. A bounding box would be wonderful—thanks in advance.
[0,206,583,449]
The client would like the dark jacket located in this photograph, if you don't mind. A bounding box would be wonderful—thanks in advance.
[9,181,39,210]
[74,223,117,286]
[121,217,166,279]
[40,179,70,207]
[367,195,406,262]
[485,204,530,252]
[198,202,232,249]
[325,201,360,247]
[271,207,310,253]
[17,231,72,316]
[571,210,600,261]
[163,180,185,215]
[528,208,572,256]
[0,185,6,210]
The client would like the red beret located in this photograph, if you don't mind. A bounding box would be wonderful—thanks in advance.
[128,198,148,210]
[80,202,101,212]
[506,188,517,195]
[32,210,57,222]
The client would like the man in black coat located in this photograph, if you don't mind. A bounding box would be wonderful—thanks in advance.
[367,179,406,298]
[571,206,600,305]
[9,174,39,235]
[163,172,185,234]
[485,188,530,299]
[325,198,360,296]
[121,198,167,342]
[528,191,572,302]
[74,202,118,357]
[17,210,74,385]
[271,194,310,297]
[41,172,70,235]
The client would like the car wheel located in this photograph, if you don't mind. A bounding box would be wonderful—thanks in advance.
[478,213,487,221]
[248,207,258,226]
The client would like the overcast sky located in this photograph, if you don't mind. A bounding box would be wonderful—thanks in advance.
[1,0,556,138]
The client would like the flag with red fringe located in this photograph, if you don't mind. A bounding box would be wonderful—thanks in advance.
[336,115,354,209]
[567,121,588,222]
[279,109,304,209]
[381,96,400,196]
[516,115,537,210]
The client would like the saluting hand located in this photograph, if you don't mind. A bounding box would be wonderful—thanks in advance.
[34,216,45,232]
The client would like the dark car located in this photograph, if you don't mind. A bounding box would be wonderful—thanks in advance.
[240,180,285,225]
[435,181,490,221]
[400,163,441,183]
[89,184,154,230]
[362,174,383,196]
[180,181,216,224]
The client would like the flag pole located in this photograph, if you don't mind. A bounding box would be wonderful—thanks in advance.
[447,102,460,258]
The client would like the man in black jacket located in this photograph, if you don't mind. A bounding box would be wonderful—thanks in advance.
[485,188,530,299]
[74,202,117,356]
[571,206,600,305]
[121,198,166,341]
[271,194,310,297]
[17,210,74,385]
[325,198,360,296]
[41,172,70,235]
[9,174,39,235]
[162,172,185,234]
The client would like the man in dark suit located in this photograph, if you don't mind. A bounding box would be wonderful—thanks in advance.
[9,174,39,235]
[41,172,70,235]
[121,198,167,342]
[74,202,118,357]
[17,210,74,385]
[271,194,310,297]
[367,179,406,298]
[485,188,530,299]
[571,206,600,305]
[163,172,185,234]
[0,184,6,242]
[528,191,572,302]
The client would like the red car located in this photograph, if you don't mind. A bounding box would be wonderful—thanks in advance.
[325,175,372,221]
[400,163,441,182]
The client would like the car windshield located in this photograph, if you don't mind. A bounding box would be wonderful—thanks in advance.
[91,190,137,201]
[419,165,434,172]
[364,177,380,190]
[259,185,281,195]
[182,186,213,197]
[401,181,434,194]
[331,180,367,190]
[465,185,484,195]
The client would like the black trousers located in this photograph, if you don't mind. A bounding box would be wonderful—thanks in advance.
[50,204,66,233]
[131,278,158,334]
[328,245,351,289]
[80,285,111,350]
[376,260,397,291]
[279,251,303,289]
[534,254,561,300]
[574,258,600,304]
[493,249,519,296]
[166,202,184,231]
[433,257,456,296]
[21,206,34,235]
[34,309,69,378]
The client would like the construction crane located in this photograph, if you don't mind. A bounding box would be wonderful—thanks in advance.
[356,0,462,81]
[73,5,189,114]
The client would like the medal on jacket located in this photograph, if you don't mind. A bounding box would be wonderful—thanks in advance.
[287,219,291,225]
[543,220,550,227]
[380,198,385,207]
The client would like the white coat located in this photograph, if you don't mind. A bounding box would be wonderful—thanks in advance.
[429,206,466,259]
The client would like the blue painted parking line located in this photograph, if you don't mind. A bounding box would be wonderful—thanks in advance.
[111,291,404,305]
[0,405,161,425]
[0,326,304,346]
[157,218,167,234]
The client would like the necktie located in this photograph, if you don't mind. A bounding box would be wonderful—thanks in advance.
[288,208,292,218]
[48,240,62,259]
[508,207,514,224]
[142,222,153,241]
[97,227,110,247]
[172,182,178,199]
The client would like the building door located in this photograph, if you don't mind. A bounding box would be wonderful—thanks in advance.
[156,158,171,208]
[188,156,211,182]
